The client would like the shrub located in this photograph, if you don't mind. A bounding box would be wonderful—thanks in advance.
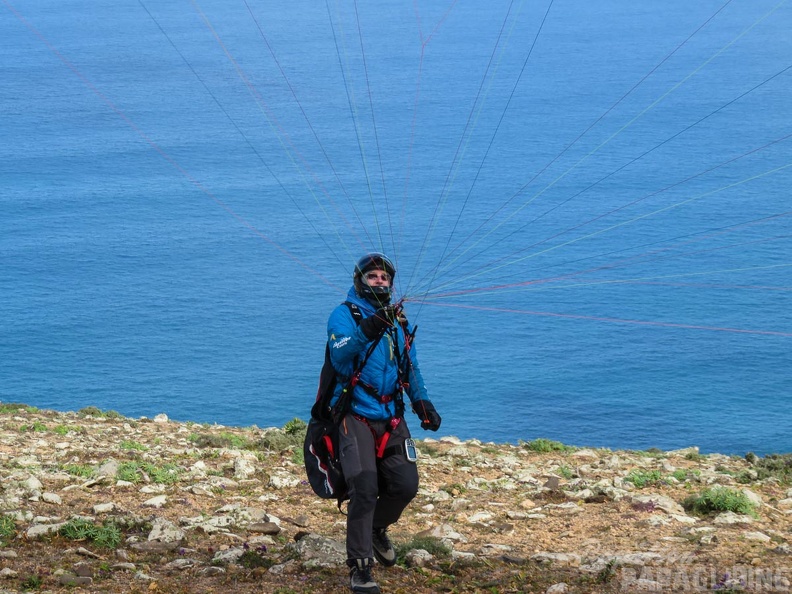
[395,535,452,561]
[0,402,38,414]
[78,406,123,419]
[58,519,122,549]
[625,469,664,489]
[521,438,574,453]
[683,487,759,518]
[745,453,792,484]
[282,417,307,436]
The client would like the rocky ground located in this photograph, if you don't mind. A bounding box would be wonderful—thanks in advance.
[1,403,791,594]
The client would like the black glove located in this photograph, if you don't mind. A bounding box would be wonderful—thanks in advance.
[413,400,442,431]
[359,306,396,340]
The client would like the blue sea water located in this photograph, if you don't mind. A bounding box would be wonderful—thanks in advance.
[1,1,790,455]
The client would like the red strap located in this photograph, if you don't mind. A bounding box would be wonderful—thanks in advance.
[354,415,402,459]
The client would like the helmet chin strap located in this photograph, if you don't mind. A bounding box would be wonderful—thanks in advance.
[359,284,391,306]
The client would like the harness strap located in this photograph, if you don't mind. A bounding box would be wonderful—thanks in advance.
[354,415,402,459]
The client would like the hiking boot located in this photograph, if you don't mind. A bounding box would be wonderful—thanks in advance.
[371,527,397,567]
[349,558,380,594]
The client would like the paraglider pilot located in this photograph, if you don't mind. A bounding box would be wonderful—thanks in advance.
[327,252,441,594]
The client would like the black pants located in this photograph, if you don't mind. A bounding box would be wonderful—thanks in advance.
[339,414,419,561]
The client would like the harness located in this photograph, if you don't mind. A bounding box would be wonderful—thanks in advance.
[333,301,418,459]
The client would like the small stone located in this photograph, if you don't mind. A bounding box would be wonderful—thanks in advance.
[59,574,93,586]
[0,568,19,579]
[112,563,137,571]
[546,584,569,594]
[248,522,281,535]
[743,531,771,542]
[405,548,433,568]
[153,413,169,423]
[93,502,116,514]
[76,547,101,558]
[42,492,62,505]
[73,562,93,577]
[142,495,167,508]
[713,511,754,525]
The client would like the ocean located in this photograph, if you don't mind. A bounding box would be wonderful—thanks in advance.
[2,0,790,455]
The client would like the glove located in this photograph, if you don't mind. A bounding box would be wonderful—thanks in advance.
[359,304,403,340]
[359,307,395,340]
[413,400,442,431]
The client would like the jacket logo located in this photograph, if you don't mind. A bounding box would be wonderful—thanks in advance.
[332,336,351,349]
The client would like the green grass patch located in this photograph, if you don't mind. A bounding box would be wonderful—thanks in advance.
[63,463,94,478]
[624,469,665,489]
[19,421,47,433]
[521,438,574,453]
[188,431,251,449]
[58,518,122,549]
[119,440,148,451]
[0,515,16,544]
[117,461,181,484]
[395,535,452,562]
[20,574,43,591]
[557,465,574,479]
[683,486,759,518]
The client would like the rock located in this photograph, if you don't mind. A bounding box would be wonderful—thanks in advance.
[164,558,198,570]
[480,543,512,556]
[73,562,93,577]
[76,547,101,558]
[153,413,169,423]
[713,511,754,525]
[41,492,62,505]
[743,531,771,542]
[148,517,185,543]
[531,553,581,567]
[571,449,599,460]
[268,471,300,489]
[59,574,92,586]
[96,459,119,478]
[741,488,763,508]
[130,540,181,553]
[546,584,569,594]
[467,511,493,523]
[93,502,116,514]
[776,498,792,510]
[667,446,699,457]
[142,495,167,508]
[23,476,43,493]
[199,566,226,577]
[111,563,136,571]
[26,522,66,538]
[0,568,18,579]
[631,494,685,515]
[288,533,346,568]
[248,522,281,535]
[234,457,256,480]
[417,523,467,542]
[405,548,433,567]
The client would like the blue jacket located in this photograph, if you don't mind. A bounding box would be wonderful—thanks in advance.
[328,287,430,421]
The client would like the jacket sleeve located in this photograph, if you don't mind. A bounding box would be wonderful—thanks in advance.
[404,325,430,404]
[327,305,372,373]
